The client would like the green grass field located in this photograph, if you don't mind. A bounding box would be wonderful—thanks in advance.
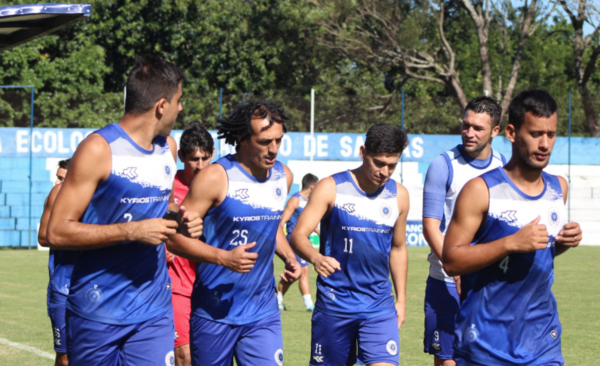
[1,247,599,366]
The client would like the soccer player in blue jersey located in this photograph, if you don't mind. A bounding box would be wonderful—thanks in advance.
[290,124,410,366]
[167,101,301,366]
[39,159,73,366]
[46,56,197,366]
[277,173,319,312]
[443,90,582,366]
[422,96,505,366]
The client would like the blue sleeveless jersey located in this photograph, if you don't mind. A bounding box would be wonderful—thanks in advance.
[455,167,567,365]
[192,155,288,325]
[47,249,77,305]
[285,192,307,235]
[67,124,176,325]
[316,171,399,318]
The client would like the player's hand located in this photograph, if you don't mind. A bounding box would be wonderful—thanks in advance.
[555,222,582,248]
[454,276,461,297]
[131,219,178,246]
[179,205,203,238]
[395,302,405,330]
[165,245,175,262]
[314,254,341,278]
[508,216,549,253]
[223,242,259,273]
[280,256,301,283]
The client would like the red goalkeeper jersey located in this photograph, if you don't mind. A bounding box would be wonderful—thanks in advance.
[167,170,197,297]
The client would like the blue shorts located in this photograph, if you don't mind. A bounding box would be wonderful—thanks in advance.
[295,253,309,267]
[190,312,283,366]
[423,276,460,360]
[454,355,564,366]
[66,309,174,366]
[310,309,399,366]
[48,302,67,353]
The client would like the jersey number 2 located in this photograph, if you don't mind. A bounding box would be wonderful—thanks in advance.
[499,256,509,274]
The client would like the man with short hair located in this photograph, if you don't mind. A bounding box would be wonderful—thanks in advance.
[277,173,319,312]
[39,159,73,366]
[55,159,69,185]
[167,123,214,366]
[167,101,301,366]
[291,124,410,366]
[422,96,506,366]
[443,90,582,365]
[47,55,192,366]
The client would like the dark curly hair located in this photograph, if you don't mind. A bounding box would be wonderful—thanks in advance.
[465,96,502,127]
[217,101,288,151]
[508,89,558,130]
[365,124,409,156]
[179,124,214,156]
[58,159,71,170]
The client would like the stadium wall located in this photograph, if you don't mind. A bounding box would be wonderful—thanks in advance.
[0,127,598,247]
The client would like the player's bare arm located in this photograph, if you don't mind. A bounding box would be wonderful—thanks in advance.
[423,218,444,262]
[275,164,302,282]
[280,195,299,230]
[443,177,550,276]
[390,182,409,330]
[290,177,340,278]
[555,175,582,255]
[38,184,62,247]
[47,134,178,250]
[167,163,258,273]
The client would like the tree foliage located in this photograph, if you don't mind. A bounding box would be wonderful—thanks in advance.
[0,0,598,135]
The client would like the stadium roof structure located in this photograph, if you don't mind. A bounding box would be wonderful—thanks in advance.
[0,3,91,52]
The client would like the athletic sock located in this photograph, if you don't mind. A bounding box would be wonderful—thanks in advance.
[277,291,284,304]
[303,294,313,308]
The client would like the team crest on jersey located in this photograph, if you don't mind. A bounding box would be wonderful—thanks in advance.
[164,165,172,180]
[379,203,392,219]
[466,324,479,343]
[386,340,398,355]
[273,184,285,201]
[548,207,560,227]
[165,351,175,366]
[85,285,103,303]
[274,349,284,365]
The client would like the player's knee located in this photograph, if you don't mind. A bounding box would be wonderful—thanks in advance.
[175,345,192,366]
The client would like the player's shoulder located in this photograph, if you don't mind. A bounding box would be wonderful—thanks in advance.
[166,135,177,152]
[196,163,227,184]
[73,133,111,163]
[280,162,293,179]
[314,176,337,193]
[394,181,409,198]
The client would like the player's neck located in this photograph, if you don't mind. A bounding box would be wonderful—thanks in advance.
[118,114,161,150]
[299,189,310,200]
[462,143,492,160]
[503,160,545,195]
[233,153,270,180]
[350,167,380,195]
[182,169,194,186]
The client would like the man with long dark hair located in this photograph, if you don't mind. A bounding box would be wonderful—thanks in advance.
[167,101,301,366]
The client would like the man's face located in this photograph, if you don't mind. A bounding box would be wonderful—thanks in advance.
[360,147,401,188]
[55,168,67,185]
[461,110,498,155]
[509,112,557,170]
[158,83,183,136]
[178,147,214,179]
[239,117,284,170]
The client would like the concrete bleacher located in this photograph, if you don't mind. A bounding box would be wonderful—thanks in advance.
[0,158,52,247]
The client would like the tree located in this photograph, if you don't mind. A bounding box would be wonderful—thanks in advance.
[314,0,553,114]
[559,0,600,136]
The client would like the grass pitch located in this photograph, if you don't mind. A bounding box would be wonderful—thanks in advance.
[0,247,598,366]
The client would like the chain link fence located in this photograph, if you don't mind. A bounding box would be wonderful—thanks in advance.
[0,88,595,136]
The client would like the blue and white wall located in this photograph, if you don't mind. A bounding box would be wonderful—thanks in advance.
[1,127,598,247]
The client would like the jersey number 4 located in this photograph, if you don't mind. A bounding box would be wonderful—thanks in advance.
[499,256,509,274]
